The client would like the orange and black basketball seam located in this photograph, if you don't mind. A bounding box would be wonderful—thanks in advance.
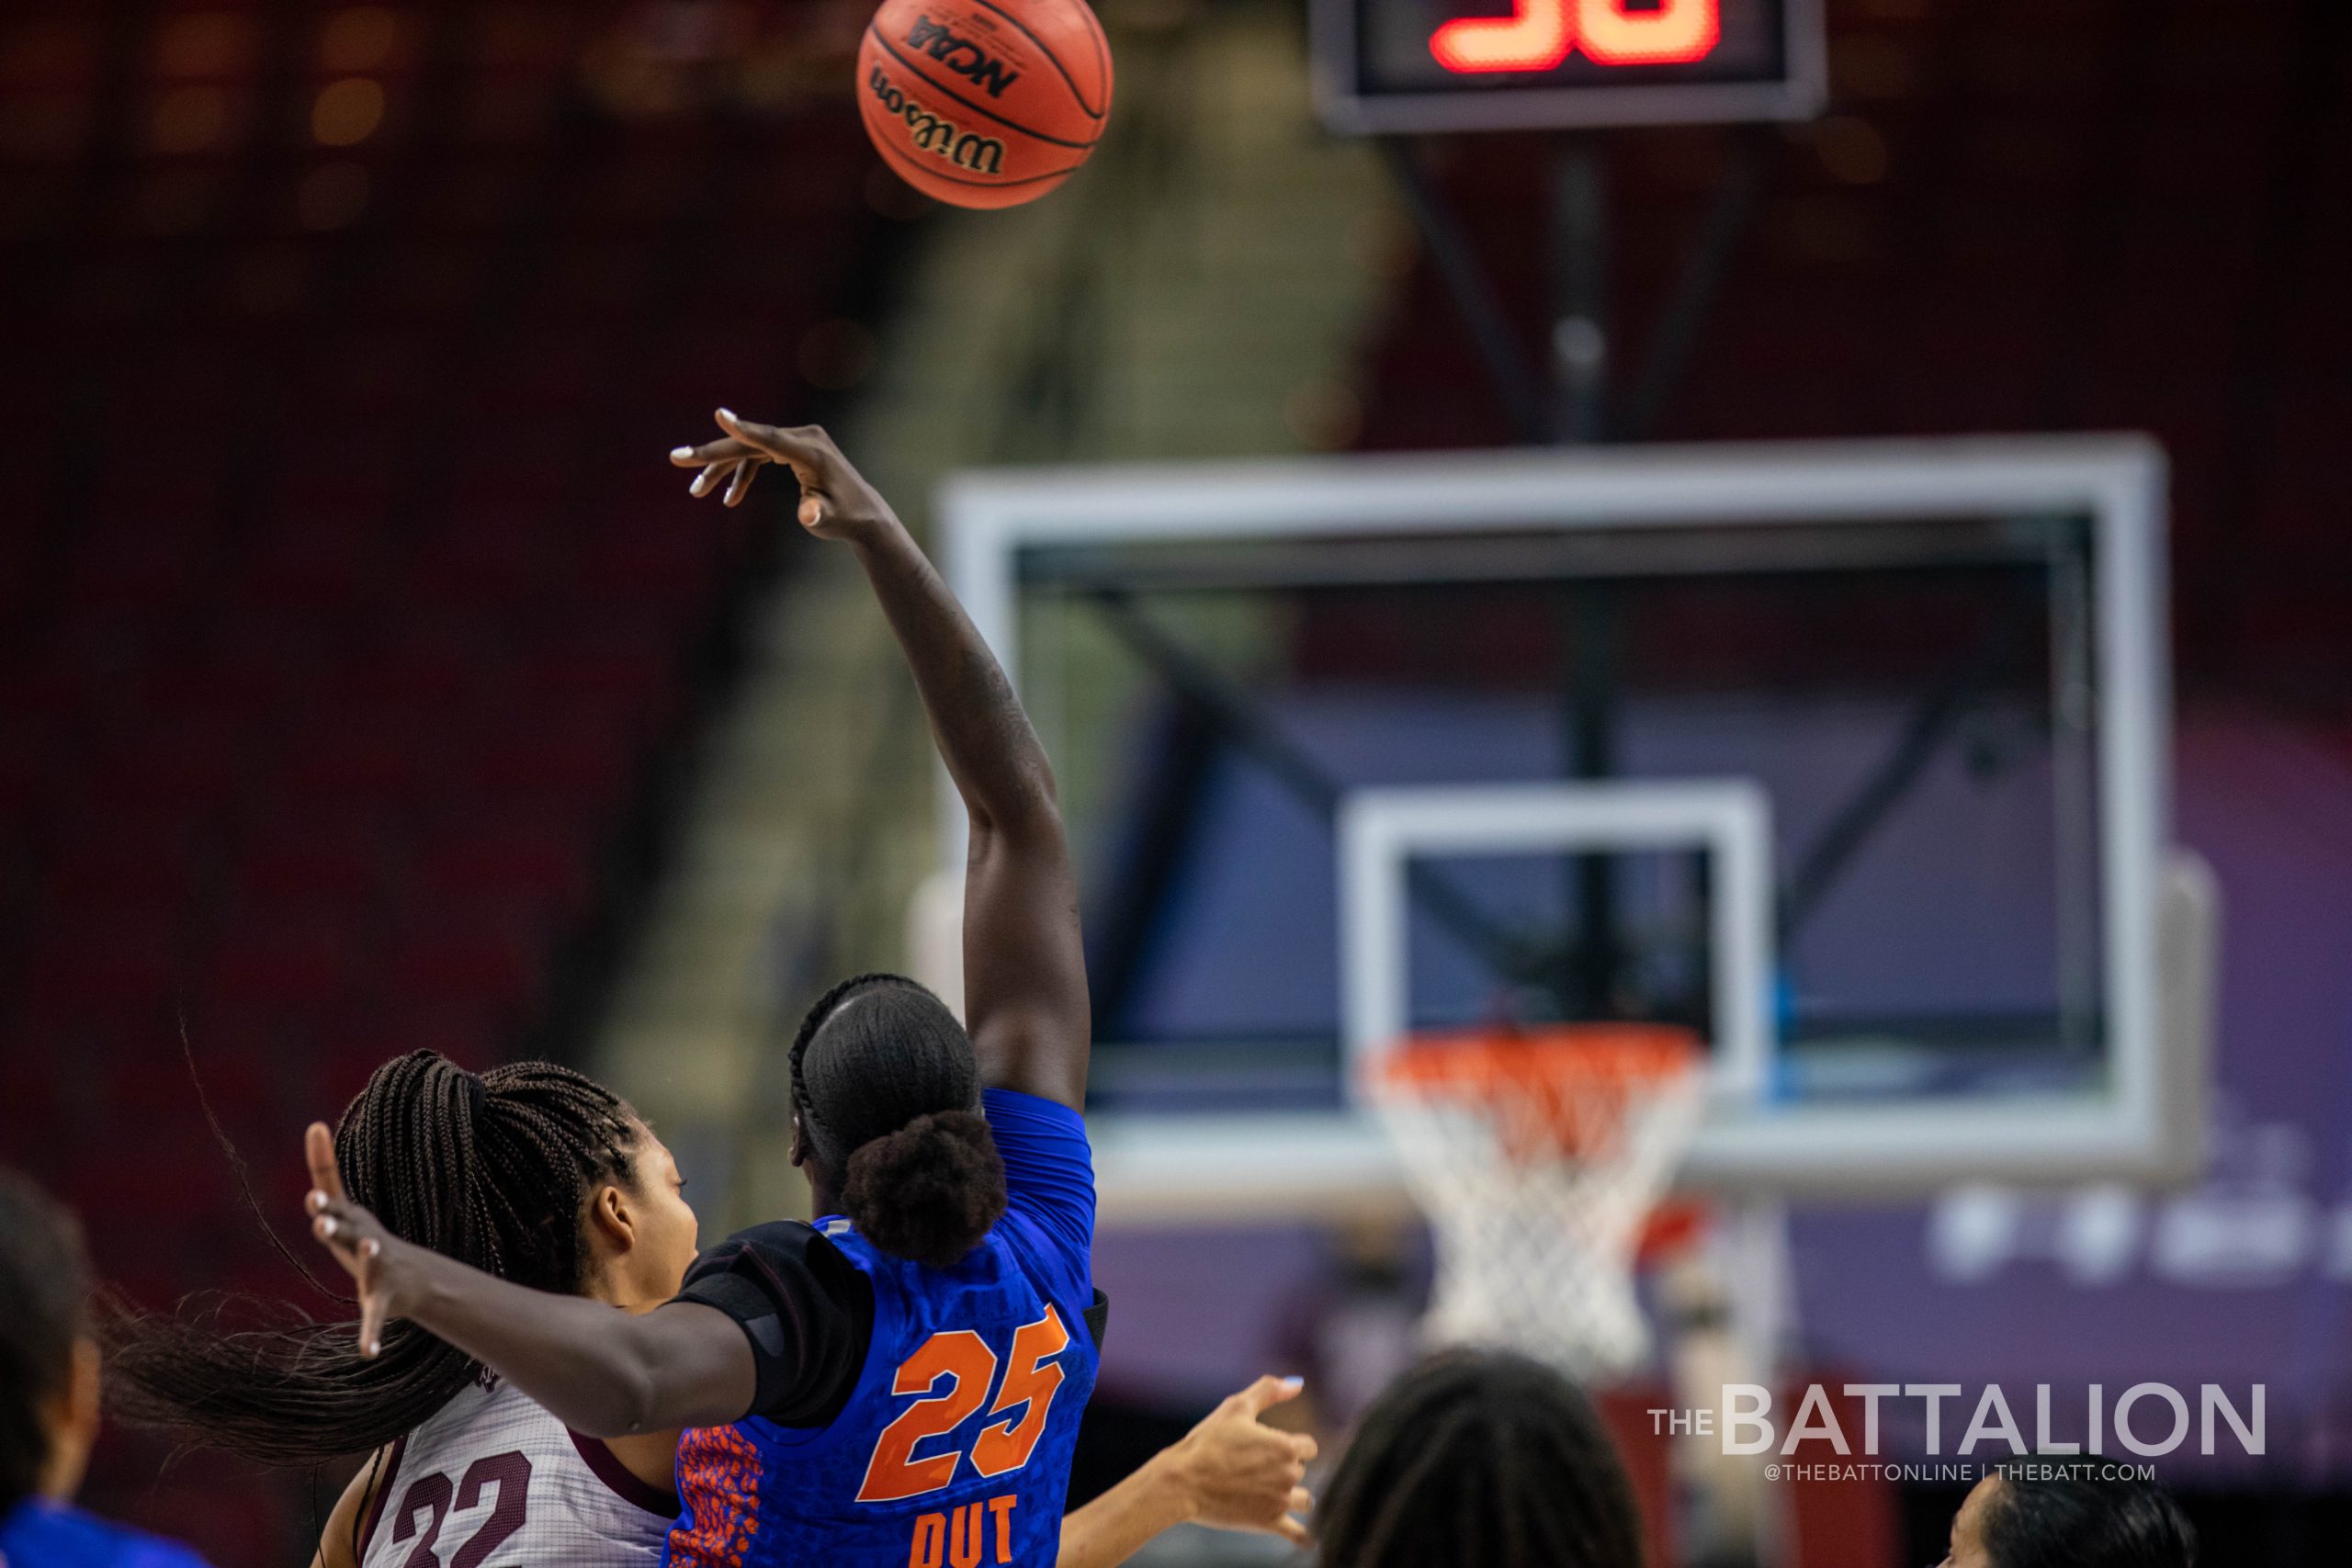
[867,128,1088,191]
[966,0,1108,119]
[866,27,1102,151]
[1077,4,1112,108]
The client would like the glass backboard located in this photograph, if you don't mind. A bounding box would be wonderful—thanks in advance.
[934,438,2203,1209]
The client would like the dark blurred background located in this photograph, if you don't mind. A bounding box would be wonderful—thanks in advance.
[2,0,2348,1562]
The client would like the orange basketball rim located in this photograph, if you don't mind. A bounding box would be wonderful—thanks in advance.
[1370,1022,1703,1165]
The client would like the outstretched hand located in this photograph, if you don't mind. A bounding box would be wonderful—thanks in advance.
[303,1122,412,1359]
[1168,1374,1319,1548]
[668,411,893,541]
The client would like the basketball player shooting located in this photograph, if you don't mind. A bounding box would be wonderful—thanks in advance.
[302,415,1314,1564]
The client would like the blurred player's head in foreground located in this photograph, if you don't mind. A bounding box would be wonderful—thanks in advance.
[788,971,1008,1269]
[1316,1348,1643,1568]
[0,1169,100,1513]
[1945,1462,2196,1568]
[107,1050,696,1464]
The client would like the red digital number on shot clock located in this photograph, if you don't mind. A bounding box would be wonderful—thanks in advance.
[1430,0,1723,74]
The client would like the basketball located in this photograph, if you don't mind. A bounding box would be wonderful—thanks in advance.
[857,0,1112,209]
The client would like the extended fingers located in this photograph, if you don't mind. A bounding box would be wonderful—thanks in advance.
[356,1274,387,1359]
[1228,1373,1306,1419]
[308,1194,367,1250]
[715,408,830,467]
[689,458,738,498]
[723,457,761,507]
[305,1190,388,1355]
[1267,1475,1315,1545]
[670,438,761,468]
[1288,1432,1318,1462]
[304,1122,346,1203]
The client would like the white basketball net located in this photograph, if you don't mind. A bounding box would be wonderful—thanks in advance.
[1369,1040,1705,1382]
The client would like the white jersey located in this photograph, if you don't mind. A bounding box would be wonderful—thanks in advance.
[358,1373,674,1567]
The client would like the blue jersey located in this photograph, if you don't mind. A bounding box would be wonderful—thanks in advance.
[668,1090,1099,1568]
[0,1499,214,1568]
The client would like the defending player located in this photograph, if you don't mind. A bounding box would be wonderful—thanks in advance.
[112,1053,704,1566]
[302,417,1293,1566]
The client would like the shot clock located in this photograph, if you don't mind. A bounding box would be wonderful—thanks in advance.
[1313,0,1824,133]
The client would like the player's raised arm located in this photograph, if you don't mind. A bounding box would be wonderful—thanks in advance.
[673,412,1091,1108]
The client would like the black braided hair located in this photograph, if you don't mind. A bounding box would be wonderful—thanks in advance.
[103,1051,640,1466]
[789,973,1006,1270]
[1984,1461,2197,1568]
[1317,1349,1645,1568]
[0,1169,91,1516]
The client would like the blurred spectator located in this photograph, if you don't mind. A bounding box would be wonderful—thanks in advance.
[0,1170,212,1568]
[1315,1348,1642,1568]
[1274,1213,1425,1438]
[1943,1463,2197,1568]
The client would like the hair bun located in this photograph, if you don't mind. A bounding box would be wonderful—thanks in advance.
[842,1111,1007,1270]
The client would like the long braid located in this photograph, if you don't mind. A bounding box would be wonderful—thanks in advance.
[103,1051,638,1466]
[1318,1349,1645,1568]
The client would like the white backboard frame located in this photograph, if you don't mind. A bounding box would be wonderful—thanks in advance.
[1339,781,1774,1091]
[934,436,2190,1211]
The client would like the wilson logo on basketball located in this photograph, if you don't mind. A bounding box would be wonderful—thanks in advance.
[905,16,1023,97]
[867,65,1007,175]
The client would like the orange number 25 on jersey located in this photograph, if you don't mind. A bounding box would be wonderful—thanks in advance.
[857,1308,1072,1504]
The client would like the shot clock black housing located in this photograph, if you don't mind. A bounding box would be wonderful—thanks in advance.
[1312,0,1826,134]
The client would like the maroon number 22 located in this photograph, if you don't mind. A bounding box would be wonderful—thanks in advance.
[392,1451,531,1568]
